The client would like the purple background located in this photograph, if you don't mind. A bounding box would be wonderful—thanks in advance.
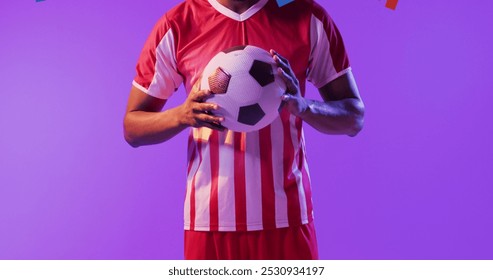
[1,0,492,260]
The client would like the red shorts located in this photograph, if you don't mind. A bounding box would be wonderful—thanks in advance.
[184,222,318,260]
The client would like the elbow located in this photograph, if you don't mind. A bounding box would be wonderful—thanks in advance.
[124,129,140,148]
[348,116,364,137]
[124,132,140,148]
[347,101,365,137]
[123,119,140,148]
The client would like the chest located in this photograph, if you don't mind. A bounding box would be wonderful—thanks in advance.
[173,9,311,93]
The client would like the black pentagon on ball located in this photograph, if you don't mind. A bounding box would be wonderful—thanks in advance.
[249,60,275,87]
[208,67,231,94]
[237,103,265,126]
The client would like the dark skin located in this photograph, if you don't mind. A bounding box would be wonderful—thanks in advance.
[272,50,364,136]
[216,0,261,13]
[123,1,364,147]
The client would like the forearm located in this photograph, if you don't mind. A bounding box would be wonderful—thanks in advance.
[123,106,188,147]
[299,97,364,136]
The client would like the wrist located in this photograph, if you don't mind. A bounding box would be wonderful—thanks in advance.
[169,105,190,128]
[297,98,311,118]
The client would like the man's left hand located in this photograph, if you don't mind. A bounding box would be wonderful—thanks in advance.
[270,49,308,117]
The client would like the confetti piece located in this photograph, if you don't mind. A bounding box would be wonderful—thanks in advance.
[385,0,398,10]
[276,0,294,7]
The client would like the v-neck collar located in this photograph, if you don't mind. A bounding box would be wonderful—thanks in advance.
[207,0,269,21]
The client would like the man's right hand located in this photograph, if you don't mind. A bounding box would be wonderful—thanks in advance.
[124,79,224,148]
[177,80,225,131]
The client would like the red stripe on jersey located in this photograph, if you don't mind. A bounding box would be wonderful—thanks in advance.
[187,133,196,175]
[138,0,343,231]
[259,126,276,229]
[234,132,247,231]
[281,111,301,226]
[186,133,196,230]
[190,139,203,231]
[209,131,220,231]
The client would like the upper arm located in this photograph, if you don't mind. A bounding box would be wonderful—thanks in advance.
[133,16,182,102]
[318,70,365,126]
[318,70,362,103]
[317,71,365,136]
[308,5,364,124]
[125,85,167,114]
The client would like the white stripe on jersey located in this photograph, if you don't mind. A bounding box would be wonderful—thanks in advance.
[217,131,236,231]
[145,28,183,99]
[191,129,212,231]
[308,14,341,88]
[135,0,352,232]
[184,143,199,230]
[270,116,289,228]
[244,131,263,230]
[300,130,314,218]
[289,115,309,224]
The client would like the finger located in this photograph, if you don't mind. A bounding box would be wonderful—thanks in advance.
[277,67,298,94]
[198,112,224,124]
[270,49,286,62]
[192,78,201,92]
[272,55,293,77]
[190,76,204,97]
[191,89,212,102]
[270,49,293,75]
[270,49,290,66]
[208,122,226,131]
[275,53,289,66]
[197,118,226,131]
[274,56,291,75]
[194,102,219,112]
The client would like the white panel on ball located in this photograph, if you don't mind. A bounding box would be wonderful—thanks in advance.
[200,45,286,132]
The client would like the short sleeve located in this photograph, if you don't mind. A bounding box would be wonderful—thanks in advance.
[132,16,183,100]
[307,3,351,88]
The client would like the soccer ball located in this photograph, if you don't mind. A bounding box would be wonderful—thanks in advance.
[200,45,286,132]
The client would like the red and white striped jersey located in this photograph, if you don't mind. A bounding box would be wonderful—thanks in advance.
[133,0,351,231]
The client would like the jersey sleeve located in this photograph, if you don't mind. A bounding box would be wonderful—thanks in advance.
[307,3,351,88]
[132,15,183,100]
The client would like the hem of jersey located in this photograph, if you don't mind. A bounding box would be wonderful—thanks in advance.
[207,0,269,21]
[184,217,312,232]
[132,80,167,100]
[313,67,352,89]
[132,80,148,94]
